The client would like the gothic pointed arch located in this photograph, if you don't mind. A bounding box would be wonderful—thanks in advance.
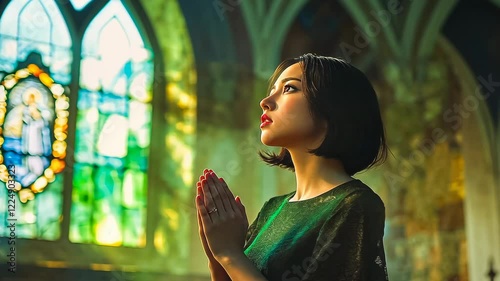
[0,0,199,276]
[0,0,73,241]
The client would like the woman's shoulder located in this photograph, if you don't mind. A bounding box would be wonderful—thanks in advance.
[259,191,295,211]
[258,180,385,215]
[294,179,383,205]
[339,180,386,214]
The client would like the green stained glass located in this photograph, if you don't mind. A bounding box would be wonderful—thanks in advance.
[70,164,95,243]
[122,170,146,247]
[0,182,11,237]
[35,175,63,240]
[74,110,97,164]
[126,101,151,170]
[1,0,156,252]
[10,177,64,241]
[122,169,146,209]
[15,196,36,238]
[74,91,98,164]
[71,0,152,247]
[123,208,145,247]
[93,166,122,246]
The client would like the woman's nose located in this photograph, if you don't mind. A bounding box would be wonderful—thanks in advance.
[260,96,274,111]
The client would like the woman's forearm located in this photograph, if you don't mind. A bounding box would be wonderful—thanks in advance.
[218,253,268,281]
[209,261,231,281]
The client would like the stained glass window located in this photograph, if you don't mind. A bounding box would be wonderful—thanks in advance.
[70,0,93,11]
[0,65,69,190]
[0,67,69,240]
[0,0,72,240]
[0,0,153,248]
[70,0,153,247]
[0,0,72,84]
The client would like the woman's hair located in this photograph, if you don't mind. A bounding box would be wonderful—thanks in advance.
[259,53,388,176]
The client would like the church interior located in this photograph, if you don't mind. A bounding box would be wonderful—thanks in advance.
[0,0,499,280]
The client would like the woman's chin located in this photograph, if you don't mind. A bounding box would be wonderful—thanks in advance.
[260,136,282,147]
[260,135,272,146]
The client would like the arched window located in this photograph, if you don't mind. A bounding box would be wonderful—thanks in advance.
[0,0,165,269]
[0,0,73,241]
[71,0,153,247]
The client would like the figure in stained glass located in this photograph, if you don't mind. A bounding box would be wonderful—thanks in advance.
[21,89,52,184]
[3,83,53,187]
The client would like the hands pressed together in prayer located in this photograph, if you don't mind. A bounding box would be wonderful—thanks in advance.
[196,169,249,280]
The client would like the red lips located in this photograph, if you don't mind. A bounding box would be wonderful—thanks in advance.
[260,114,273,128]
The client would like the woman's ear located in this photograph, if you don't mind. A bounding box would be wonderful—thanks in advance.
[316,118,328,133]
[321,119,328,130]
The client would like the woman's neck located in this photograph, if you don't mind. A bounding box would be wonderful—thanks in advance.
[288,149,353,202]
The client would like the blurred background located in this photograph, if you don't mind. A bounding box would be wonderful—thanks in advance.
[0,0,498,280]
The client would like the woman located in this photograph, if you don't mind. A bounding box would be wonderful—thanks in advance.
[196,53,389,281]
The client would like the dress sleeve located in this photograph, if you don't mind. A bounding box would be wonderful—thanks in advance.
[302,191,389,281]
[245,212,260,246]
[244,200,269,250]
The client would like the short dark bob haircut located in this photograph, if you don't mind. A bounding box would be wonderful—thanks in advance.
[259,53,388,176]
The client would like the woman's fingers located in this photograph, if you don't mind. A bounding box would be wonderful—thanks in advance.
[198,171,221,218]
[235,196,245,216]
[217,177,243,217]
[235,196,249,229]
[197,182,202,197]
[198,169,245,218]
[201,178,218,220]
[197,209,209,247]
[196,194,212,223]
[197,206,203,231]
[205,172,231,214]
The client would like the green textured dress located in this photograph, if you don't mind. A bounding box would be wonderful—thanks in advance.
[244,179,389,281]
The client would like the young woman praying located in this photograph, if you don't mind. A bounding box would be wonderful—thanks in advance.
[196,53,389,281]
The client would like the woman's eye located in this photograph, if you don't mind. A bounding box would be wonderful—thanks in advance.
[283,85,295,93]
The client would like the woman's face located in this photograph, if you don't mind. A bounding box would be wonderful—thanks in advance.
[259,63,326,150]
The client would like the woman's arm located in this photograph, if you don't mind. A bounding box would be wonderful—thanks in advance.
[216,252,268,281]
[197,211,231,281]
[208,262,232,281]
